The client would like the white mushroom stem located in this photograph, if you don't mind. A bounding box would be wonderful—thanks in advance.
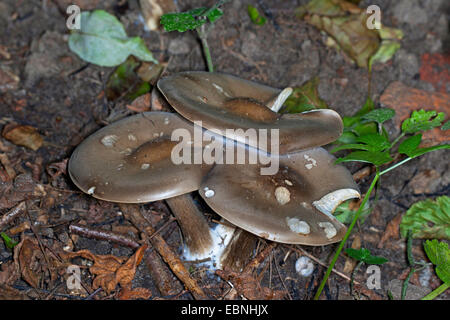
[266,87,293,113]
[165,194,214,259]
[312,188,361,219]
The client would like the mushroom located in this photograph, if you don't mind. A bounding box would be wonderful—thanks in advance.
[68,111,222,260]
[157,71,343,154]
[197,145,360,245]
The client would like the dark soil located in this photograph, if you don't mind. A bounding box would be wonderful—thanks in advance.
[0,0,448,300]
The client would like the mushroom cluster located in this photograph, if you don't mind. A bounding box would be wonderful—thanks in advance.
[69,71,360,269]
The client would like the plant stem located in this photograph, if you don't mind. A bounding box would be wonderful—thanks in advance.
[350,261,364,299]
[313,168,380,300]
[380,157,412,176]
[390,132,406,149]
[196,24,214,72]
[421,283,450,300]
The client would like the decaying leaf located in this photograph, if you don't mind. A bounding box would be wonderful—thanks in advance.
[66,245,148,294]
[378,213,403,248]
[297,0,403,69]
[216,268,285,300]
[118,285,152,300]
[281,77,328,113]
[2,124,43,151]
[400,196,450,240]
[0,173,46,210]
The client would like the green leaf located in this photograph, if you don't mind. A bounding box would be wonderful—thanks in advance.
[1,232,18,249]
[205,8,224,23]
[105,56,151,101]
[401,110,446,134]
[69,10,157,67]
[345,248,388,265]
[335,199,370,224]
[423,239,450,284]
[362,108,395,125]
[369,40,400,70]
[355,133,391,151]
[161,6,224,32]
[335,150,392,166]
[160,10,206,32]
[331,143,371,153]
[247,5,267,25]
[398,134,450,158]
[442,121,450,131]
[400,196,450,240]
[398,134,422,157]
[282,77,328,113]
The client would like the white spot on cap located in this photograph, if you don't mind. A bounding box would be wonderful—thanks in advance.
[318,222,337,239]
[164,118,169,125]
[284,179,293,186]
[141,163,150,170]
[87,186,96,195]
[204,187,215,198]
[128,134,137,141]
[101,135,118,147]
[286,217,310,235]
[120,148,132,156]
[275,186,290,205]
[304,154,317,170]
[295,256,314,277]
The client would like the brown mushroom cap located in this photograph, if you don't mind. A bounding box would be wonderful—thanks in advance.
[198,146,360,245]
[157,71,343,154]
[68,112,212,203]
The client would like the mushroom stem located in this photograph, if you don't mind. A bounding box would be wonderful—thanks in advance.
[220,228,258,272]
[266,87,293,112]
[165,193,214,259]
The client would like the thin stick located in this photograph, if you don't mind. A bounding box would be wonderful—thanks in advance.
[69,223,140,249]
[119,203,209,300]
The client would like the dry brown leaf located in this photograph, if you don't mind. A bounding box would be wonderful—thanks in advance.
[2,124,43,151]
[127,93,151,112]
[118,285,152,300]
[66,245,147,294]
[0,284,29,300]
[14,237,43,288]
[0,173,46,210]
[343,235,361,274]
[0,260,20,285]
[216,268,286,300]
[378,213,403,249]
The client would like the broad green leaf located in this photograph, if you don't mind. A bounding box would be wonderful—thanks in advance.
[282,77,328,113]
[400,196,450,240]
[355,133,391,151]
[345,248,388,264]
[401,110,446,134]
[362,108,395,124]
[331,143,371,153]
[205,8,224,23]
[423,239,450,284]
[398,134,422,157]
[1,232,18,249]
[442,121,450,131]
[69,10,157,67]
[247,5,267,25]
[161,7,223,32]
[160,10,206,32]
[335,150,392,166]
[398,134,450,158]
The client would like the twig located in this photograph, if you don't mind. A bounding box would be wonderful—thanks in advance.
[119,203,209,300]
[69,223,140,249]
[0,201,27,230]
[244,241,277,273]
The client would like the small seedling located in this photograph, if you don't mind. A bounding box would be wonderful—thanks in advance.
[313,106,449,300]
[345,247,388,298]
[160,1,229,72]
[247,5,267,25]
